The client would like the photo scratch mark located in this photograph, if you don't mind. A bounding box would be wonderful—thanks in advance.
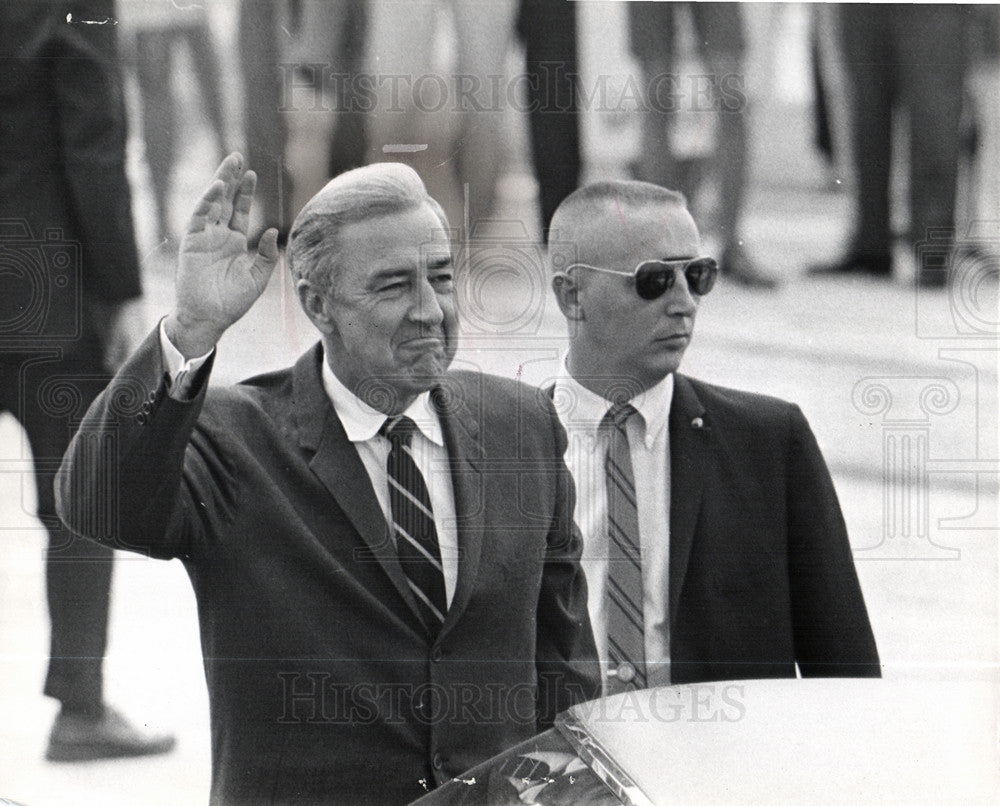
[383,144,429,154]
[65,13,117,25]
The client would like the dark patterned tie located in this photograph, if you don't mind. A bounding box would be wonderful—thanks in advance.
[603,402,647,692]
[382,416,447,634]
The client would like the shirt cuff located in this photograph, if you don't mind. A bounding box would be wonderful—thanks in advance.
[159,317,214,400]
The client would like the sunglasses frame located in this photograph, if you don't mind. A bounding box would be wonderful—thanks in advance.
[567,256,718,299]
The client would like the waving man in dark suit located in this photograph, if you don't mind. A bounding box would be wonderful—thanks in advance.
[547,180,880,692]
[56,154,599,805]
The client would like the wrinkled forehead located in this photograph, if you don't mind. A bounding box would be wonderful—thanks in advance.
[335,203,452,278]
[570,199,701,269]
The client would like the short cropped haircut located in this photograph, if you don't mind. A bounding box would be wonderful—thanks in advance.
[548,180,688,269]
[287,162,449,296]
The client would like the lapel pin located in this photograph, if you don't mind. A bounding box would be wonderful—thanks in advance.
[691,417,704,429]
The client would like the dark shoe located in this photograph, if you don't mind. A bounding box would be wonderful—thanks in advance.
[808,252,892,278]
[46,706,175,762]
[721,246,780,289]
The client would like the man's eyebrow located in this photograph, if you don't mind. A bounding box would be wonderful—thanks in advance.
[427,255,453,271]
[369,266,412,284]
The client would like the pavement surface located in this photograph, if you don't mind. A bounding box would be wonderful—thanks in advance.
[1,5,997,804]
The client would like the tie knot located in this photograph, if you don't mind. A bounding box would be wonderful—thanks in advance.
[381,415,418,445]
[604,402,638,430]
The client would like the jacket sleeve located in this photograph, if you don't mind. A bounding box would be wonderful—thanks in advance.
[786,405,881,677]
[534,400,602,729]
[55,327,222,561]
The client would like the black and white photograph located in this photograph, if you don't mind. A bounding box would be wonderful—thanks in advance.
[1,1,997,804]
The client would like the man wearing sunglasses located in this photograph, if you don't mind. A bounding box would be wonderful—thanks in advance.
[548,180,880,691]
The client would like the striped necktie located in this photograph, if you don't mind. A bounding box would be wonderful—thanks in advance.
[383,416,447,635]
[603,402,647,692]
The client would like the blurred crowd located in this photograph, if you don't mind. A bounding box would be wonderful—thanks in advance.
[115,1,998,291]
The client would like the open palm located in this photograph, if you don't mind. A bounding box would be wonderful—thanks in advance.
[171,153,279,354]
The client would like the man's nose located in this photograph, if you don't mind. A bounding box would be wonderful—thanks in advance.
[410,277,445,326]
[664,270,699,315]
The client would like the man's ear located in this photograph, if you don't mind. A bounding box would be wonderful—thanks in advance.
[551,273,584,321]
[296,279,334,334]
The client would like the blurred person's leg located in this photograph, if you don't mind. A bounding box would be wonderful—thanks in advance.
[628,2,677,191]
[897,5,970,288]
[365,0,463,231]
[518,0,580,241]
[810,4,893,278]
[810,18,834,168]
[453,0,517,231]
[288,0,369,178]
[182,22,229,159]
[811,4,855,188]
[691,2,775,288]
[968,41,1000,254]
[26,354,115,720]
[239,0,293,239]
[327,0,369,178]
[134,28,175,243]
[1,350,174,761]
[839,3,894,274]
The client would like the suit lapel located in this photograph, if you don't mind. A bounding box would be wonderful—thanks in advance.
[292,345,427,630]
[432,379,485,635]
[668,374,710,629]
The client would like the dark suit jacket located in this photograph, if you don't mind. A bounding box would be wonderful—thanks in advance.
[56,333,600,805]
[0,1,141,354]
[550,373,880,685]
[662,374,879,682]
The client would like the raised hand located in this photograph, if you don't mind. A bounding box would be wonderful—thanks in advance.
[166,153,280,358]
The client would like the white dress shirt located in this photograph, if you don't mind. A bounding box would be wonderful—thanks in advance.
[159,319,460,606]
[553,366,674,687]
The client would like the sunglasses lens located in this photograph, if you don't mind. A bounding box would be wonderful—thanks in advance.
[685,257,718,295]
[634,258,718,299]
[635,261,674,300]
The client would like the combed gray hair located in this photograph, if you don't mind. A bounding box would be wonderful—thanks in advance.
[287,162,450,296]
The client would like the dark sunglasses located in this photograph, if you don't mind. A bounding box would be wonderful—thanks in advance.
[568,256,718,299]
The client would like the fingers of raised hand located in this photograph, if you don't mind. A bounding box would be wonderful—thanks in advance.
[249,228,281,288]
[188,179,225,234]
[229,170,258,236]
[216,152,245,225]
[188,153,249,235]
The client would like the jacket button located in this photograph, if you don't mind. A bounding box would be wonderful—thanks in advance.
[432,752,444,770]
[136,413,147,425]
[431,646,443,662]
[141,401,152,414]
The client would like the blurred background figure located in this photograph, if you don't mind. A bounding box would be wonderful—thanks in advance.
[119,0,228,245]
[809,4,972,288]
[807,4,852,192]
[364,0,519,237]
[289,0,370,180]
[239,0,296,243]
[517,0,581,243]
[0,0,172,761]
[628,2,779,288]
[962,5,1000,263]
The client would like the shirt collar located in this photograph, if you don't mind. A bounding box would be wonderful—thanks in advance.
[554,358,674,450]
[320,350,444,447]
